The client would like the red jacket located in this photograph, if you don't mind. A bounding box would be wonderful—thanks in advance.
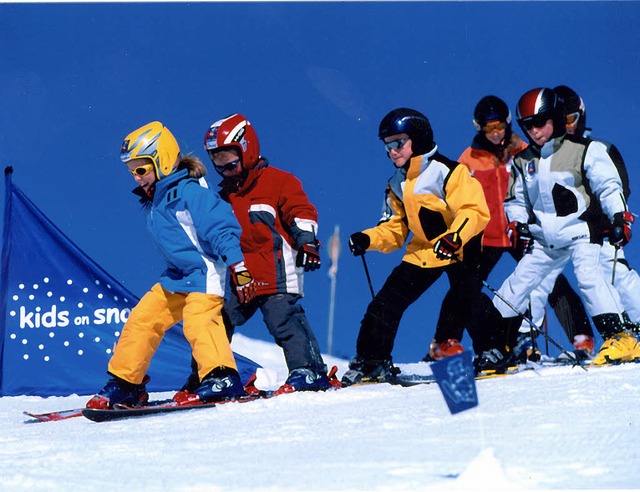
[219,159,318,296]
[458,135,527,248]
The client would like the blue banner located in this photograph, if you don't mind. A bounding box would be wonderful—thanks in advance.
[431,351,479,414]
[0,167,259,396]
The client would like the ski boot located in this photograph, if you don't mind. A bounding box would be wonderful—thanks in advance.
[340,357,400,387]
[572,334,595,358]
[474,345,515,375]
[592,332,640,365]
[428,339,464,361]
[273,368,333,396]
[173,366,246,405]
[86,374,150,409]
[514,332,541,363]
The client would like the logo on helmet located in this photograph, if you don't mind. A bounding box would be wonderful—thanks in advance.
[120,140,131,162]
[204,127,220,150]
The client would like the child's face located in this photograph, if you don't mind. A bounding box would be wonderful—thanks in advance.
[526,119,554,146]
[383,133,413,168]
[482,120,507,146]
[211,149,243,177]
[126,158,157,193]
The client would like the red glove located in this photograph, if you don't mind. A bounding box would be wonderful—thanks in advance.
[610,211,634,247]
[296,242,321,272]
[229,261,256,304]
[433,232,462,260]
[506,221,534,256]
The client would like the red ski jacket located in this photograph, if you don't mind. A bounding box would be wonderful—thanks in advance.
[219,159,318,297]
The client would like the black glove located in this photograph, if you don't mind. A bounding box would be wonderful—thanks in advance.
[348,232,370,256]
[229,261,257,304]
[609,211,634,247]
[433,232,462,260]
[296,242,321,271]
[506,221,534,256]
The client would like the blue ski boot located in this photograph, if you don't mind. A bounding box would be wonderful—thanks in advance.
[274,368,333,395]
[174,366,247,405]
[86,375,150,409]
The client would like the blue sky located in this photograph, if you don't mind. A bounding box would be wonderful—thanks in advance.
[1,2,639,362]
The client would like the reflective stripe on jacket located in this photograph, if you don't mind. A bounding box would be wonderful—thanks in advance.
[220,160,318,296]
[141,169,244,295]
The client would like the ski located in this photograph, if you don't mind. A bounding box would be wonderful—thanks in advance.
[82,400,219,422]
[390,364,531,387]
[24,408,85,422]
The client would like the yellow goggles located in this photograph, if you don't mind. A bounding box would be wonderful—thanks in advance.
[482,121,507,134]
[566,111,581,126]
[129,163,155,177]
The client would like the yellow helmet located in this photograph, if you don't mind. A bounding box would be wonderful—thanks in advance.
[120,121,180,179]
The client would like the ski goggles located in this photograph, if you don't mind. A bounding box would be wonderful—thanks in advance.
[383,137,409,152]
[129,163,155,177]
[519,113,551,131]
[213,158,241,172]
[566,111,581,127]
[482,121,507,134]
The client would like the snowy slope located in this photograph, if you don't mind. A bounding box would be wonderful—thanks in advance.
[1,334,639,491]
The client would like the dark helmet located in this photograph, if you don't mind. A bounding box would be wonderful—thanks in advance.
[473,95,512,129]
[554,85,587,135]
[378,108,435,156]
[472,96,513,152]
[516,87,566,141]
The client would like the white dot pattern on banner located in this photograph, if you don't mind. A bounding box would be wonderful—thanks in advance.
[6,275,132,363]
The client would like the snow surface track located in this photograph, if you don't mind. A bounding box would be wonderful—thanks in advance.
[2,356,639,491]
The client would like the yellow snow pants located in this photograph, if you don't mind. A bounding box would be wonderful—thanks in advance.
[108,283,236,385]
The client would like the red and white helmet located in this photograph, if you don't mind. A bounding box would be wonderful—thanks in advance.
[516,87,566,139]
[203,114,260,169]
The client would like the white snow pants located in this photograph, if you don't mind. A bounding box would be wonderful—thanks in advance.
[522,241,640,330]
[493,241,625,322]
[599,242,640,323]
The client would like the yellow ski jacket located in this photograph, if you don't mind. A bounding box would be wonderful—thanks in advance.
[364,146,490,268]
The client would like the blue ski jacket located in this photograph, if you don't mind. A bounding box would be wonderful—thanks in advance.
[134,169,244,296]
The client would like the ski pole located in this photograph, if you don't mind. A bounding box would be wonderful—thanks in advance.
[543,312,550,356]
[361,253,376,300]
[478,275,585,368]
[612,245,619,286]
[447,253,583,367]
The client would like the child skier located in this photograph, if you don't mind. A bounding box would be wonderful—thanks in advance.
[342,107,496,385]
[87,121,255,409]
[489,88,639,367]
[195,113,332,394]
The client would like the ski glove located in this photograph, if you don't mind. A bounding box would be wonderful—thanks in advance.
[609,211,634,247]
[296,242,321,271]
[506,221,534,257]
[433,232,462,260]
[229,261,257,304]
[348,232,370,256]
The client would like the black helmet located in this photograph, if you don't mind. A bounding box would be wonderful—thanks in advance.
[472,96,513,153]
[378,108,435,156]
[473,95,512,129]
[554,85,587,135]
[516,87,566,141]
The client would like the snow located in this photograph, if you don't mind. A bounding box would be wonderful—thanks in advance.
[1,333,639,491]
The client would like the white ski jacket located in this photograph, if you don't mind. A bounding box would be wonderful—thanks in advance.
[504,135,627,249]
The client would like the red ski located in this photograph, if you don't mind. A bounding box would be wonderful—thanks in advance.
[24,408,85,422]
